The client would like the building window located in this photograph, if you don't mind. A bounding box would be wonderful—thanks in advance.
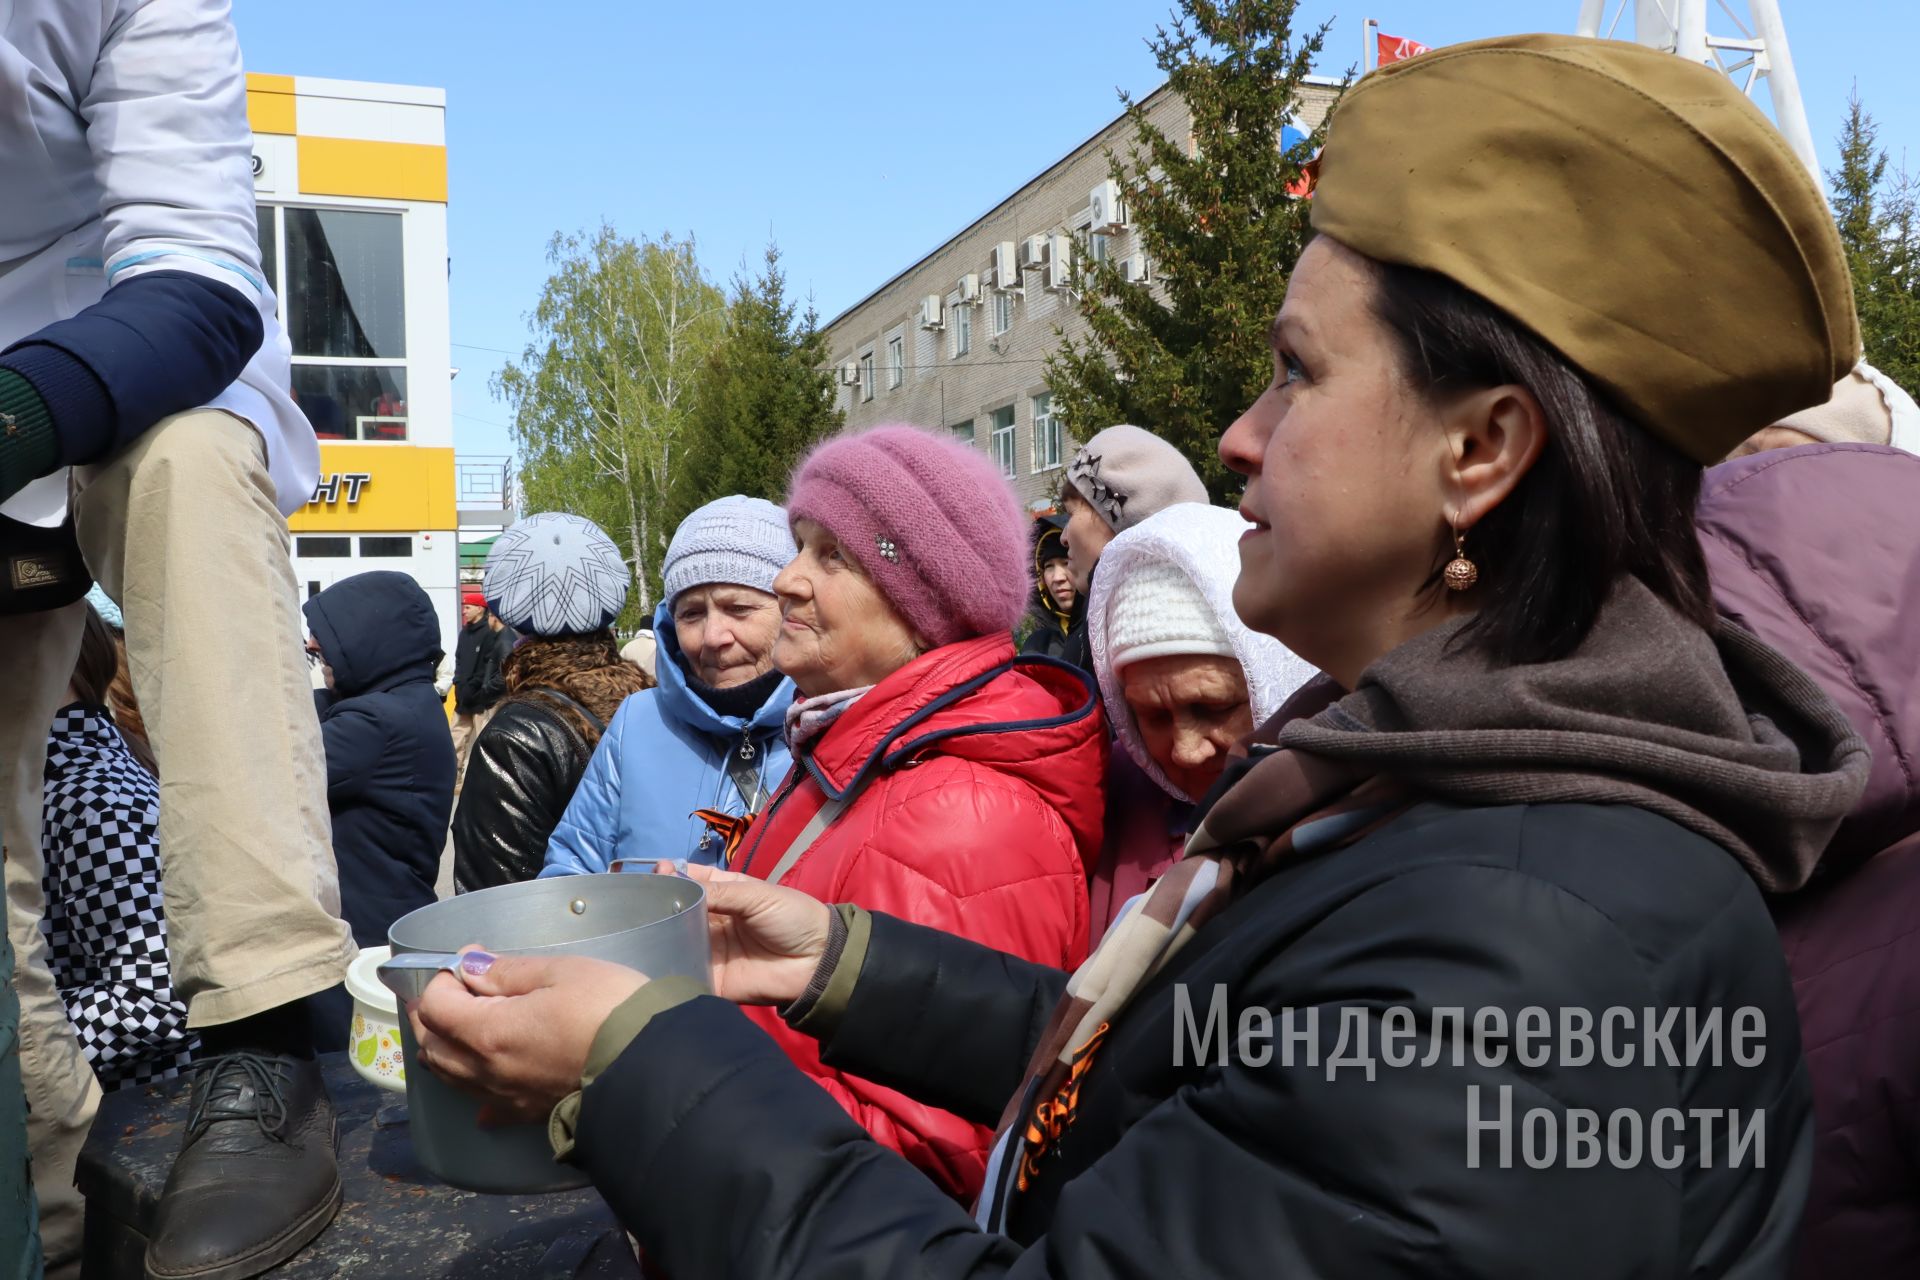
[859,351,875,402]
[294,536,351,558]
[284,209,407,358]
[1032,393,1062,472]
[951,419,975,447]
[989,406,1016,478]
[358,536,414,558]
[295,365,409,440]
[887,335,904,389]
[949,298,971,358]
[1077,232,1110,286]
[991,290,1014,336]
[263,205,411,441]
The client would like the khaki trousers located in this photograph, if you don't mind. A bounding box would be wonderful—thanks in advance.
[450,705,495,790]
[1,409,356,1271]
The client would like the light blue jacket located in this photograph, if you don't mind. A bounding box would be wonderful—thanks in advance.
[541,605,795,874]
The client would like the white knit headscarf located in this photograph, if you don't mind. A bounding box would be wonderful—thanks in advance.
[1088,503,1320,802]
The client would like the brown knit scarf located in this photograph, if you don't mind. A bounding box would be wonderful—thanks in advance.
[501,630,652,751]
[976,576,1870,1231]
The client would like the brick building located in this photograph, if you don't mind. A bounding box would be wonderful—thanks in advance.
[822,78,1340,510]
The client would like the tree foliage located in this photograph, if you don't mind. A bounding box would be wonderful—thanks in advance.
[1830,93,1920,390]
[668,244,844,531]
[1045,0,1336,501]
[494,226,725,620]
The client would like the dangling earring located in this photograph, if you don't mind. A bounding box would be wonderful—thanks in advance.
[1443,523,1478,592]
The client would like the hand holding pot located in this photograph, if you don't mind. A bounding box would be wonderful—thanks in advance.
[411,950,646,1125]
[664,862,833,1006]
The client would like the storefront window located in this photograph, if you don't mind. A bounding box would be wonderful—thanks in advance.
[294,536,351,558]
[359,536,413,558]
[285,209,406,359]
[255,207,277,306]
[294,365,409,441]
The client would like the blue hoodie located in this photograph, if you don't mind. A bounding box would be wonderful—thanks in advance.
[304,571,455,946]
[542,602,795,873]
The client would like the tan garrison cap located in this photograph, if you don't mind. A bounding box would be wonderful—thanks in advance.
[1310,34,1859,465]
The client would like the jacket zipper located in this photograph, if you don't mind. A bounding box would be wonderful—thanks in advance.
[736,764,805,876]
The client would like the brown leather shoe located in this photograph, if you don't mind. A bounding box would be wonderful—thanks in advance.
[144,1053,341,1280]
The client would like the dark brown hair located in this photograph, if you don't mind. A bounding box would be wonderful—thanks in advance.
[501,629,653,750]
[1368,260,1714,666]
[71,604,159,776]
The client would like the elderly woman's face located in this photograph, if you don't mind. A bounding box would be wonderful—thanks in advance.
[1220,237,1460,688]
[772,519,922,698]
[1120,654,1252,800]
[672,584,781,689]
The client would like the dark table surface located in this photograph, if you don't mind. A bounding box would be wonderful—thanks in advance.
[77,1052,643,1279]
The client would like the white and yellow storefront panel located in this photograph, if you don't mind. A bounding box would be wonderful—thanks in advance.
[248,74,460,656]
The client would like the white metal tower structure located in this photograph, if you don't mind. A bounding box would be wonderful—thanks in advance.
[1575,0,1819,182]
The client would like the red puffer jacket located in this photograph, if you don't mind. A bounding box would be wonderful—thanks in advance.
[736,633,1106,1200]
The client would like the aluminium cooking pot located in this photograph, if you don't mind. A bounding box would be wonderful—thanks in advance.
[377,870,709,1193]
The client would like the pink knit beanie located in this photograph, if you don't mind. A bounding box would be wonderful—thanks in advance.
[785,425,1030,648]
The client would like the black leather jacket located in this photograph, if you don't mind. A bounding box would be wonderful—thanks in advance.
[450,697,594,892]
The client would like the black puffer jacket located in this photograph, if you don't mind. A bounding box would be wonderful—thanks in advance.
[579,801,1815,1277]
[1020,513,1084,664]
[451,695,597,892]
[304,571,455,945]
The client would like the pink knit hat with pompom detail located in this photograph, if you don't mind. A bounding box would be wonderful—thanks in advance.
[785,425,1030,648]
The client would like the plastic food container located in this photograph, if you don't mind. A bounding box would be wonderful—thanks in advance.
[344,945,407,1093]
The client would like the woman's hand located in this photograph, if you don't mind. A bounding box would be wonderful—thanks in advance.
[411,950,645,1125]
[665,862,834,1007]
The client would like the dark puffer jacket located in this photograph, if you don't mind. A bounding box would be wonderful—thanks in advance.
[1699,442,1920,1279]
[452,696,598,892]
[304,571,455,946]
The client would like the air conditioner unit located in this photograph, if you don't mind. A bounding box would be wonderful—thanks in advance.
[957,272,981,303]
[1018,234,1050,272]
[1120,252,1152,285]
[1088,179,1127,232]
[990,241,1019,289]
[1045,233,1074,291]
[839,361,861,386]
[919,294,945,330]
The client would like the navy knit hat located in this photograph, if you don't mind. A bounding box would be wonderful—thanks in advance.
[483,512,631,636]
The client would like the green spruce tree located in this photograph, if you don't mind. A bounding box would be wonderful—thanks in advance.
[1045,0,1336,501]
[1830,92,1920,390]
[671,243,844,533]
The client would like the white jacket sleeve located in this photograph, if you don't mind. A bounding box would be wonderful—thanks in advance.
[84,0,267,300]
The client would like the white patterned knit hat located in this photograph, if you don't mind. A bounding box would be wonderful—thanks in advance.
[483,512,631,637]
[662,495,796,607]
[1104,560,1237,669]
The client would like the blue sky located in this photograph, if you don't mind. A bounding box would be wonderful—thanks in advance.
[230,0,1920,461]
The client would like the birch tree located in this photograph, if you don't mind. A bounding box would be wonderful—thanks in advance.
[494,226,726,618]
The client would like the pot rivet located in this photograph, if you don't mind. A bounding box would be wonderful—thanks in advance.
[569,899,587,915]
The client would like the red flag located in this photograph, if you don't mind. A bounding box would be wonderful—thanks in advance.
[1376,32,1430,65]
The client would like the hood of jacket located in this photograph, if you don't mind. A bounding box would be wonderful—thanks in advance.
[1698,442,1920,871]
[1277,575,1871,894]
[304,570,442,697]
[649,600,794,740]
[1088,503,1320,802]
[803,632,1107,867]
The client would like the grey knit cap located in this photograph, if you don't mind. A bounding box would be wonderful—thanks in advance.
[662,495,796,606]
[1065,424,1210,534]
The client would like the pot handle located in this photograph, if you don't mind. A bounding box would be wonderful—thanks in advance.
[376,951,464,1004]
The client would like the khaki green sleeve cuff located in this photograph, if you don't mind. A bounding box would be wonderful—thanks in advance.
[788,904,871,1041]
[548,973,707,1162]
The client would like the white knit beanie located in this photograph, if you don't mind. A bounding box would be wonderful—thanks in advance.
[1105,560,1236,670]
[662,496,796,607]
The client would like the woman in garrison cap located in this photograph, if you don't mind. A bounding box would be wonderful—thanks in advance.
[411,35,1865,1277]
